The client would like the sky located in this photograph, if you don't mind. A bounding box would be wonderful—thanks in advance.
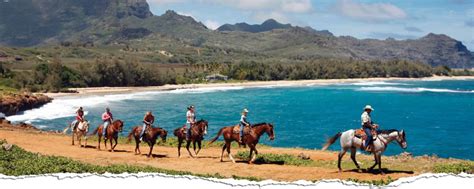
[147,0,474,50]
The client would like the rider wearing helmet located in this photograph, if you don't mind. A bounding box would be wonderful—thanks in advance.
[361,105,377,151]
[72,107,85,129]
[239,108,250,144]
[102,107,113,139]
[140,111,155,141]
[185,105,196,140]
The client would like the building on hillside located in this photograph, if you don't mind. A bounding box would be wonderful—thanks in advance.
[205,74,228,82]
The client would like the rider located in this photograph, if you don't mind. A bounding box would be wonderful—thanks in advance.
[184,105,196,140]
[361,105,377,151]
[102,107,113,139]
[239,108,250,144]
[71,107,85,129]
[140,111,155,141]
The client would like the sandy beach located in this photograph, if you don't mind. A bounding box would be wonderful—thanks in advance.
[40,76,474,98]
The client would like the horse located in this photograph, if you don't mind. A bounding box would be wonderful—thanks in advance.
[173,119,208,158]
[322,129,407,175]
[208,123,275,164]
[63,121,90,147]
[91,120,124,152]
[127,125,167,157]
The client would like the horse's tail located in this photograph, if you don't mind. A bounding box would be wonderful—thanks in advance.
[208,127,224,145]
[90,126,99,136]
[322,132,341,151]
[173,128,181,137]
[127,127,136,144]
[62,124,71,134]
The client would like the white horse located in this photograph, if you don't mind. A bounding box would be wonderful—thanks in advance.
[322,129,407,174]
[63,121,90,147]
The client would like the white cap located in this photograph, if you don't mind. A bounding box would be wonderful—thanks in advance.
[242,108,249,113]
[364,105,374,111]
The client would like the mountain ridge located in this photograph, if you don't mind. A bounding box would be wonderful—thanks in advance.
[0,0,472,68]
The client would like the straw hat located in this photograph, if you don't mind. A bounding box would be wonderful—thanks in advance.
[364,105,374,111]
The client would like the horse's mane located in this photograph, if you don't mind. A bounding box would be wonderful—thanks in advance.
[252,122,269,127]
[196,119,207,124]
[377,129,399,135]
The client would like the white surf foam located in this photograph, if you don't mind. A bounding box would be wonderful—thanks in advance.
[6,86,246,123]
[166,86,245,94]
[358,86,474,93]
[350,81,409,86]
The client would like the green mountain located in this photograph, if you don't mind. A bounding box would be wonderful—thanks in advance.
[0,0,472,68]
[217,19,292,33]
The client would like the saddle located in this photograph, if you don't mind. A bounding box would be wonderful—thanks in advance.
[233,125,253,136]
[354,128,377,141]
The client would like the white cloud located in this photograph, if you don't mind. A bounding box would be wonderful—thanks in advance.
[335,0,407,22]
[204,20,221,30]
[177,11,197,20]
[147,0,186,4]
[281,0,312,13]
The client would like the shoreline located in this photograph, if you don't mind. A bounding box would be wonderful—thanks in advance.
[40,76,474,98]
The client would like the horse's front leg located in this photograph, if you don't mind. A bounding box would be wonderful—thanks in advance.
[368,153,378,172]
[177,138,182,157]
[193,141,197,155]
[186,140,194,158]
[249,145,258,164]
[196,140,202,155]
[77,134,82,147]
[147,142,154,158]
[248,148,254,164]
[111,137,118,152]
[376,152,384,175]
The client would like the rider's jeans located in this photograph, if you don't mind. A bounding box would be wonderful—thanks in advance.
[364,128,373,147]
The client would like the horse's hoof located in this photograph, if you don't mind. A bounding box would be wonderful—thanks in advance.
[232,161,236,164]
[338,169,342,173]
[357,169,362,173]
[248,161,253,164]
[380,171,385,175]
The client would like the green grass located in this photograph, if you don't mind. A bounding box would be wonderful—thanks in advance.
[433,162,474,174]
[235,151,314,166]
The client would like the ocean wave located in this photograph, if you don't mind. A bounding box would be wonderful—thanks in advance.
[358,86,474,93]
[6,86,246,123]
[349,81,410,86]
[167,86,244,94]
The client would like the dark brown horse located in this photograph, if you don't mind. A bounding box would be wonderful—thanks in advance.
[208,123,275,164]
[127,126,168,157]
[173,119,208,158]
[91,120,124,152]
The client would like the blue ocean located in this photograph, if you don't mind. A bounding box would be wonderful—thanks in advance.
[7,79,474,160]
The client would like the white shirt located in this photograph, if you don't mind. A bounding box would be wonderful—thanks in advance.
[186,110,195,124]
[361,111,371,126]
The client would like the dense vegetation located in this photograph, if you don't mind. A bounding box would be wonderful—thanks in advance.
[2,57,470,92]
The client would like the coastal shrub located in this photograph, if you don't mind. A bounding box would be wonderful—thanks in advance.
[433,162,474,174]
[0,140,226,178]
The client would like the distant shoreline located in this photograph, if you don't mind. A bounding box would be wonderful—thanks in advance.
[40,76,474,98]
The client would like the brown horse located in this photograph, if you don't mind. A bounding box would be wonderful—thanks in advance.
[173,119,208,158]
[209,123,275,164]
[127,125,168,157]
[91,120,124,151]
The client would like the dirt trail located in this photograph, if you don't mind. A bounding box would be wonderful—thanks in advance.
[0,127,417,181]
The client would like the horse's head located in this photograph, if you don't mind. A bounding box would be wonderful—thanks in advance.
[197,119,208,135]
[83,121,90,132]
[265,123,275,141]
[396,130,407,149]
[160,129,168,143]
[114,120,124,132]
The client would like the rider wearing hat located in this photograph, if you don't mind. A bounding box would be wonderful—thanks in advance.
[140,111,155,141]
[361,105,377,151]
[72,107,85,129]
[102,107,113,139]
[185,105,196,140]
[239,108,250,144]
